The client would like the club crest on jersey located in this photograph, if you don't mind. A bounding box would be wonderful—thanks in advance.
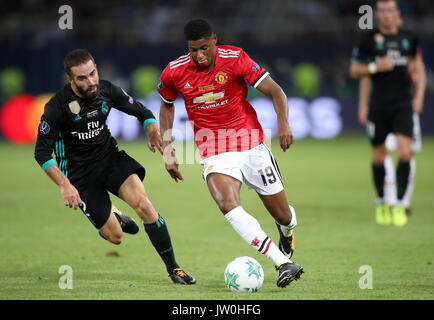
[68,100,80,114]
[374,33,385,50]
[193,91,225,104]
[214,71,228,85]
[402,38,410,50]
[101,101,109,114]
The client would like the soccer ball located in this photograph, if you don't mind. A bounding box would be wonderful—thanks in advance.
[224,256,264,293]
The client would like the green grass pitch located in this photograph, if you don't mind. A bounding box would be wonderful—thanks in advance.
[0,133,433,300]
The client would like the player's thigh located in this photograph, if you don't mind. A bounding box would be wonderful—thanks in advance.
[105,150,146,198]
[242,143,284,196]
[78,183,113,230]
[367,109,390,148]
[117,173,158,223]
[206,173,242,214]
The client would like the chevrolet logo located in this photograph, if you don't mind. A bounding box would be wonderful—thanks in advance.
[193,91,225,104]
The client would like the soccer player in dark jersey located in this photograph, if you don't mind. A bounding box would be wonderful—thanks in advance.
[158,19,303,288]
[350,0,426,226]
[34,49,195,284]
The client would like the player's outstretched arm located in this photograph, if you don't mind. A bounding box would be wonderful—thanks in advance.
[255,75,293,152]
[45,165,82,210]
[159,101,184,182]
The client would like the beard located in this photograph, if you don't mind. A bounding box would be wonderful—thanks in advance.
[76,82,99,99]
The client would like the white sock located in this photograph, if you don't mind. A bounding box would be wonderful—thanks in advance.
[402,157,416,208]
[276,204,297,237]
[225,206,290,266]
[384,155,397,206]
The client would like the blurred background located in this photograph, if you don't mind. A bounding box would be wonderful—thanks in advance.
[1,0,433,144]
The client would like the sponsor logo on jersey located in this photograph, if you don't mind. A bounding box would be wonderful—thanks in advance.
[251,64,260,72]
[86,110,98,118]
[214,71,228,85]
[183,82,193,89]
[68,100,80,114]
[71,121,104,140]
[39,121,50,134]
[198,84,214,92]
[193,91,225,104]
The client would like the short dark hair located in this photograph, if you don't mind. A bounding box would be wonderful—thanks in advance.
[64,49,95,76]
[376,0,397,6]
[184,19,213,41]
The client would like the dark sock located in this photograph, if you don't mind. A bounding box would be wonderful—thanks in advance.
[372,163,386,198]
[144,215,179,274]
[396,161,410,200]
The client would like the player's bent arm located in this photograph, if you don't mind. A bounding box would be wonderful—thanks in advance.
[145,122,163,154]
[45,164,82,210]
[159,101,175,150]
[350,56,394,79]
[350,62,371,79]
[255,75,292,151]
[409,56,427,114]
[159,100,183,182]
[358,76,371,125]
[255,76,288,126]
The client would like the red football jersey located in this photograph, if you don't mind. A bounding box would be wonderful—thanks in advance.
[158,45,269,158]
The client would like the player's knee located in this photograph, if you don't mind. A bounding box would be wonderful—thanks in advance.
[101,231,122,245]
[108,233,122,245]
[397,149,412,162]
[217,200,239,215]
[372,147,388,164]
[133,197,154,218]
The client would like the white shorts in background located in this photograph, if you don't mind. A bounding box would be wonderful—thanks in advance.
[200,143,284,195]
[385,113,422,153]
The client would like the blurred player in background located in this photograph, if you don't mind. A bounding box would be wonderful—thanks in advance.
[350,0,426,226]
[35,49,195,284]
[158,19,303,288]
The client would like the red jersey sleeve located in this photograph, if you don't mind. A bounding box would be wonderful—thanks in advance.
[234,49,269,88]
[157,66,178,103]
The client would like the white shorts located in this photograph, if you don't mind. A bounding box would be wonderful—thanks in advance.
[200,143,284,195]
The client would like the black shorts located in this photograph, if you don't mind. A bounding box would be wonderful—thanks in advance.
[366,103,413,146]
[76,150,145,229]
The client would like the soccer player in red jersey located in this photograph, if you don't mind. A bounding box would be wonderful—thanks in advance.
[158,19,303,287]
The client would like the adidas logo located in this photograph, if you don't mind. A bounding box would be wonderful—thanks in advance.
[183,82,193,89]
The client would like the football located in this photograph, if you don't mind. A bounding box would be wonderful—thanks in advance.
[224,256,264,293]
